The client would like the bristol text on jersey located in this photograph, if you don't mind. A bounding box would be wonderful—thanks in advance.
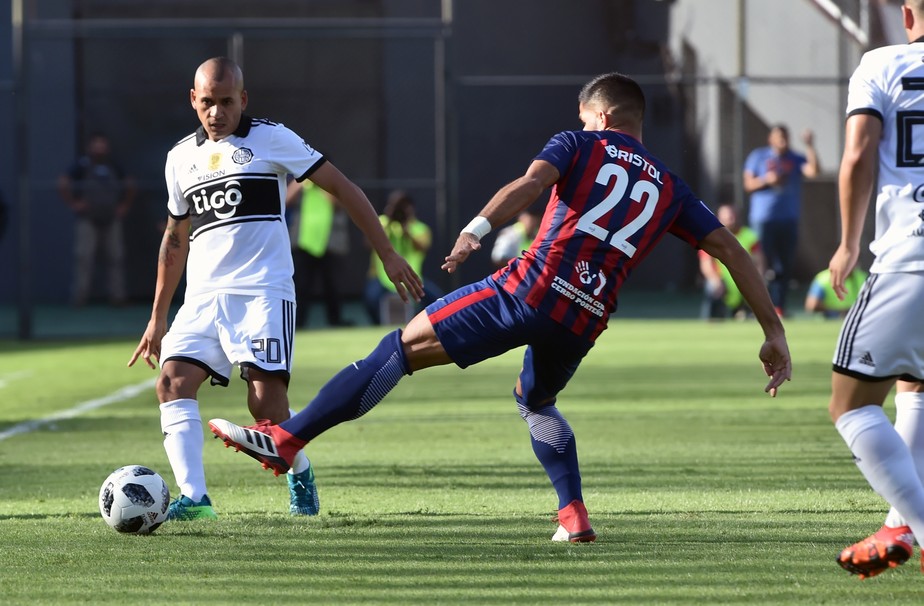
[605,144,663,184]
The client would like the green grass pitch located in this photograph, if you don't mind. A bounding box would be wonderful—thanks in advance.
[1,319,922,604]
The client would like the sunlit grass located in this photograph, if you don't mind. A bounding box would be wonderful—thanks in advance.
[1,320,920,604]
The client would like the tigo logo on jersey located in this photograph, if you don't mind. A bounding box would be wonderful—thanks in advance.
[190,180,244,219]
[232,147,253,165]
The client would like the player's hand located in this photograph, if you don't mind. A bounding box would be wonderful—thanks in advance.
[764,170,780,187]
[802,129,815,147]
[382,250,424,303]
[441,233,482,274]
[828,245,859,301]
[759,334,791,397]
[128,318,167,370]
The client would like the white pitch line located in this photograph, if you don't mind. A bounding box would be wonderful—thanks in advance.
[0,378,156,442]
[0,370,34,389]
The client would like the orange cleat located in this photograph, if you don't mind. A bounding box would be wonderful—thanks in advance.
[837,525,913,580]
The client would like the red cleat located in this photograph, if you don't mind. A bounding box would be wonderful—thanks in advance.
[837,524,914,580]
[551,499,596,543]
[208,418,304,476]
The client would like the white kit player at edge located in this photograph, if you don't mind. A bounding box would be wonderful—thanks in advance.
[127,57,422,522]
[831,0,924,581]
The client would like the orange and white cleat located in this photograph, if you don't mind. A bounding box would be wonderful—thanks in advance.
[551,499,597,543]
[837,524,913,580]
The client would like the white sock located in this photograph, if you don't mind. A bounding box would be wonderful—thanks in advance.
[160,398,207,502]
[884,392,924,529]
[287,407,311,475]
[836,405,924,545]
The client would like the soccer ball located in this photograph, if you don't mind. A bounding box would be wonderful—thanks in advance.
[98,465,170,534]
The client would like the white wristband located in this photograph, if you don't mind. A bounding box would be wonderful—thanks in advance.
[461,216,491,240]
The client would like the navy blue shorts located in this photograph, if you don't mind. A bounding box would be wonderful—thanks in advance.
[426,277,594,408]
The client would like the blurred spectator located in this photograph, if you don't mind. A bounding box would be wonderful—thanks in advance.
[698,203,764,320]
[804,267,868,319]
[57,133,136,306]
[743,124,819,317]
[490,208,542,268]
[285,178,352,328]
[364,190,441,324]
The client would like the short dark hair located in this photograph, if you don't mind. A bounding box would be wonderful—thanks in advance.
[578,72,645,124]
[769,123,790,138]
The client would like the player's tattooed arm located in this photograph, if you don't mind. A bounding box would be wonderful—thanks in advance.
[158,216,190,268]
[152,217,189,319]
[129,217,189,369]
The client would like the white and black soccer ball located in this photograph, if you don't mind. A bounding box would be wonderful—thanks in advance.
[98,465,170,534]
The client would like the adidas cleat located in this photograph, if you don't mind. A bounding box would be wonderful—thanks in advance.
[166,494,218,521]
[551,499,597,543]
[288,466,320,516]
[837,524,913,579]
[208,418,293,476]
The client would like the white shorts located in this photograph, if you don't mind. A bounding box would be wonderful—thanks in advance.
[160,293,296,386]
[833,271,924,381]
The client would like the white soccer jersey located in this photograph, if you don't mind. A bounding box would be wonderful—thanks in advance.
[847,40,924,272]
[165,117,325,301]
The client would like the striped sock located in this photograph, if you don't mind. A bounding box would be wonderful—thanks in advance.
[280,330,409,442]
[517,400,583,509]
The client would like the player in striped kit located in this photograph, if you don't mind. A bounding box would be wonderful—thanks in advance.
[128,57,422,521]
[209,72,791,541]
[830,0,924,580]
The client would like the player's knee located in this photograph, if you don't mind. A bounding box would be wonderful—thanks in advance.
[514,386,557,415]
[154,373,176,403]
[828,397,868,423]
[155,370,197,403]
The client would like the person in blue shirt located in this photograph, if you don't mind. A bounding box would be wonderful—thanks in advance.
[743,124,819,317]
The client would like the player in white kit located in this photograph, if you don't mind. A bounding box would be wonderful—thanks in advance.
[830,0,924,579]
[128,57,422,520]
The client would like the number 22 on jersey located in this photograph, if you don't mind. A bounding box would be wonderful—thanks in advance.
[575,163,660,257]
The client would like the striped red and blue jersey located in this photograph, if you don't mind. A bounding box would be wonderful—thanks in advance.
[492,130,721,341]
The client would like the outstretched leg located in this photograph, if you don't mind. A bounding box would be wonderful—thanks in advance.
[210,311,453,473]
[283,328,411,442]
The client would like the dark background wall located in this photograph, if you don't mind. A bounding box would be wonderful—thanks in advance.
[0,0,11,267]
[0,0,718,310]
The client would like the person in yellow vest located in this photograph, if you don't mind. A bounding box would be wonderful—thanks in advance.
[490,207,542,268]
[286,179,352,328]
[364,190,441,324]
[698,203,765,319]
[805,267,868,319]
